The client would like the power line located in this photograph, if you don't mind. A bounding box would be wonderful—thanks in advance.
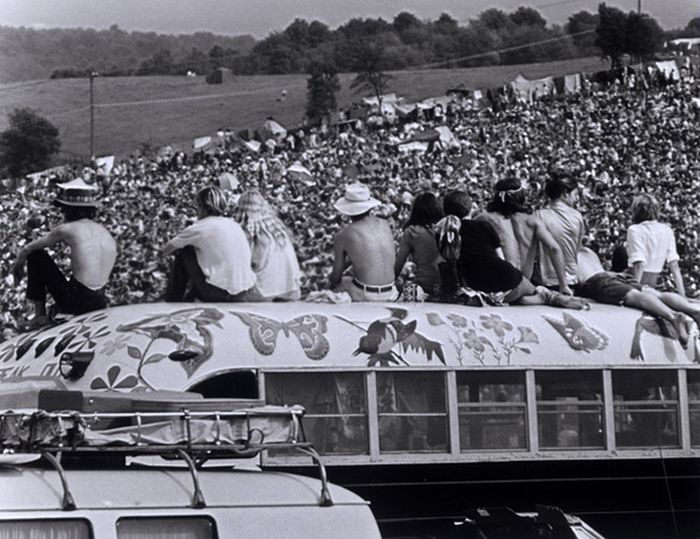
[404,29,597,71]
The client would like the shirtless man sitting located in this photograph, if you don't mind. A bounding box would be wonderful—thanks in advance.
[12,179,117,328]
[329,183,399,301]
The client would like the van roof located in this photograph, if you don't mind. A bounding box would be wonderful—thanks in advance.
[0,466,367,511]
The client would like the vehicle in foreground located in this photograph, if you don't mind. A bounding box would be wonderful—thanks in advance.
[0,388,381,539]
[1,301,699,538]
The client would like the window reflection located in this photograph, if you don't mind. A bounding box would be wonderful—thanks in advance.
[457,371,526,450]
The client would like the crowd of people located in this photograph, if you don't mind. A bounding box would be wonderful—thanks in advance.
[2,69,699,338]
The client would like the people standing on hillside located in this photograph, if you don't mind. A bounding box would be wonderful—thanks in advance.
[535,176,585,290]
[394,192,443,297]
[478,177,573,295]
[163,186,255,302]
[329,183,399,301]
[626,193,686,296]
[234,190,302,301]
[441,189,586,309]
[11,179,117,328]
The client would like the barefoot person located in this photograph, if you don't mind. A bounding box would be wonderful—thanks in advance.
[329,183,399,301]
[576,247,698,346]
[11,179,117,327]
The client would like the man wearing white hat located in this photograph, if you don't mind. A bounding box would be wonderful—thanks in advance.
[329,183,399,301]
[12,178,117,328]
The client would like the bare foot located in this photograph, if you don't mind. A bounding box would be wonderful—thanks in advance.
[549,293,590,310]
[672,314,689,347]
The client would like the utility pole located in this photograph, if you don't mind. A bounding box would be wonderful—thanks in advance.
[89,71,98,159]
[637,0,641,14]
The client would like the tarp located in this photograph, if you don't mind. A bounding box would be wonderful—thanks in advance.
[564,73,582,94]
[655,60,680,81]
[263,119,287,140]
[398,141,429,153]
[218,172,239,191]
[193,136,212,149]
[362,93,401,106]
[435,126,459,149]
[510,74,555,102]
[286,162,315,185]
[670,37,700,49]
[241,139,261,153]
[95,155,114,176]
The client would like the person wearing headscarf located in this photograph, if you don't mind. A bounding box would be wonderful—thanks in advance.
[234,190,301,301]
[163,186,255,302]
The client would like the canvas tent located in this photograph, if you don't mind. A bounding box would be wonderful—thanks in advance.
[511,74,555,102]
[263,119,287,141]
[206,67,234,84]
[655,60,680,81]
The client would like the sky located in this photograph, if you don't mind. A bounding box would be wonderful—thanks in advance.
[1,0,697,37]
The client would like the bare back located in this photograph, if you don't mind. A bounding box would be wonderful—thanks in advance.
[511,213,538,279]
[476,211,521,268]
[56,220,117,288]
[333,215,395,285]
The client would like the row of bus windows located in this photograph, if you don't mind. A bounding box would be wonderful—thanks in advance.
[265,369,700,455]
[0,517,215,538]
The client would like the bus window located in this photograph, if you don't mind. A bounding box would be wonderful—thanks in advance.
[265,372,367,455]
[689,371,700,447]
[117,516,216,538]
[536,370,604,449]
[612,370,679,448]
[189,370,258,399]
[0,519,91,539]
[456,371,526,451]
[376,372,447,452]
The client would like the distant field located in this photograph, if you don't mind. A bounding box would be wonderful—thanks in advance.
[0,57,607,160]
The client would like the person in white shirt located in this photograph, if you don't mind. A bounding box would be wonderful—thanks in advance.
[163,186,255,302]
[626,193,685,296]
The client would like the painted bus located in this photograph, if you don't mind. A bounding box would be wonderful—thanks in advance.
[1,301,699,538]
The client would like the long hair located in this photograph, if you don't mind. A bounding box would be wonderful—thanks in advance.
[234,190,290,246]
[404,192,444,229]
[60,205,97,222]
[545,175,578,201]
[630,193,659,224]
[486,177,527,217]
[196,185,228,216]
[443,190,471,219]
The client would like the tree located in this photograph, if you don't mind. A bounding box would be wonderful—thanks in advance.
[626,13,663,62]
[0,108,60,178]
[349,41,394,110]
[567,11,599,55]
[305,62,340,125]
[595,3,628,68]
[510,7,546,28]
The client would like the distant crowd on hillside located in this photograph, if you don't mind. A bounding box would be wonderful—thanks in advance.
[1,67,699,337]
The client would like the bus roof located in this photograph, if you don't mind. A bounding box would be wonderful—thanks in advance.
[0,301,697,392]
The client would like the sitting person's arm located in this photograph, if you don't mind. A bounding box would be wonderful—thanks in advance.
[394,231,411,278]
[535,220,573,295]
[12,226,67,279]
[669,259,686,297]
[329,233,347,289]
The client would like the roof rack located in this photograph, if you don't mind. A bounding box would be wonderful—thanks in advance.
[0,398,333,510]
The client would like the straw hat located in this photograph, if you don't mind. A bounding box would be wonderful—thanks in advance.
[334,183,380,216]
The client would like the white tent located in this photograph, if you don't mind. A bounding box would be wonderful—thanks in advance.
[397,141,429,153]
[263,119,287,140]
[655,60,680,81]
[193,136,212,149]
[241,139,261,153]
[95,155,115,176]
[362,93,401,106]
[511,74,554,102]
[670,38,700,50]
[435,126,459,149]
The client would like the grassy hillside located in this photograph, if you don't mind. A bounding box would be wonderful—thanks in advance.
[0,57,608,160]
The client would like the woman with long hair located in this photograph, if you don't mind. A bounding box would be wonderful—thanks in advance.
[394,192,444,296]
[234,190,302,301]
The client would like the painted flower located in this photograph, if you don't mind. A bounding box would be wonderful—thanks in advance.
[480,314,513,337]
[447,313,469,328]
[518,326,539,344]
[89,365,139,391]
[99,334,131,356]
[462,329,487,352]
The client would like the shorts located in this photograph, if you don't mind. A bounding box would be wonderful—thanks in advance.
[577,272,643,305]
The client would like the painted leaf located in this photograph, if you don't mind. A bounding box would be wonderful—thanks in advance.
[34,336,56,357]
[54,334,76,355]
[143,353,167,366]
[90,377,108,390]
[127,346,142,359]
[114,375,138,389]
[447,314,468,328]
[16,339,36,361]
[107,365,120,385]
[426,312,445,326]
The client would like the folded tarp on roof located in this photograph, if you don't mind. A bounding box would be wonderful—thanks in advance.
[511,74,554,102]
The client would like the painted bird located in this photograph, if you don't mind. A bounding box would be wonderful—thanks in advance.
[340,308,445,367]
[544,312,609,353]
[630,314,685,362]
